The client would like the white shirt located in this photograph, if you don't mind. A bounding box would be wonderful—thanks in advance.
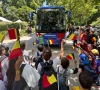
[37,57,60,73]
[0,80,6,90]
[33,51,42,59]
[0,55,9,76]
[23,50,29,64]
[22,64,40,88]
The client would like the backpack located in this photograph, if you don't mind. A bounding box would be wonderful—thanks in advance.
[35,52,43,69]
[39,60,58,90]
[20,64,31,90]
[84,64,98,83]
[57,66,69,90]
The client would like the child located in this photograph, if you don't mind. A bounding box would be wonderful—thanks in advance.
[33,44,44,69]
[71,71,93,90]
[58,57,78,90]
[37,40,65,90]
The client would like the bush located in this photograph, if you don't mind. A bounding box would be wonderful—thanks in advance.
[0,22,29,37]
[0,22,28,31]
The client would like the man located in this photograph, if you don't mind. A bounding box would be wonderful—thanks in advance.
[87,27,98,49]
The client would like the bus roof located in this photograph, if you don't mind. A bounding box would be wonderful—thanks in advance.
[37,6,65,10]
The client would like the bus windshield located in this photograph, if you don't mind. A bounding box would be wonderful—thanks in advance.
[36,8,66,32]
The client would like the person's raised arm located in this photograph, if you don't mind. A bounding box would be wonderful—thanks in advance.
[58,39,65,59]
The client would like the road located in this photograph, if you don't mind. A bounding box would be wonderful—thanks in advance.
[3,33,98,90]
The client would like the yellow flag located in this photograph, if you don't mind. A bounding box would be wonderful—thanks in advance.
[0,33,5,42]
[12,41,20,50]
[47,74,57,84]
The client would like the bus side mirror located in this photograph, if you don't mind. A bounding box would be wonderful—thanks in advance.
[30,12,33,20]
[68,10,72,19]
[29,12,37,20]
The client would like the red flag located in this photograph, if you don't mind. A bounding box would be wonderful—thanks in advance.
[8,28,18,40]
[8,41,22,60]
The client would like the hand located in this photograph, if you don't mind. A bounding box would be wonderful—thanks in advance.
[15,56,23,70]
[61,39,66,45]
[94,42,96,46]
[31,49,34,53]
[73,59,77,64]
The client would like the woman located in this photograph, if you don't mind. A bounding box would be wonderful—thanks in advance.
[6,57,18,90]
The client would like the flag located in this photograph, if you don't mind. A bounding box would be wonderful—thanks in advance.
[69,34,77,40]
[42,74,57,88]
[8,28,18,40]
[8,40,22,60]
[0,33,5,43]
[49,39,54,45]
[76,43,80,47]
[80,34,83,38]
[91,37,96,42]
[33,41,36,45]
[39,36,44,44]
[71,46,75,50]
[66,53,75,60]
[33,39,39,45]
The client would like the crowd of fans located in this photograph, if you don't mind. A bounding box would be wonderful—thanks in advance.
[0,25,100,90]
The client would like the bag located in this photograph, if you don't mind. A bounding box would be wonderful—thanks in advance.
[35,52,43,69]
[39,60,58,90]
[20,64,31,90]
[57,66,69,90]
[84,64,98,83]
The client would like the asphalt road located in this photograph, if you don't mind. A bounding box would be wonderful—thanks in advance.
[3,33,98,90]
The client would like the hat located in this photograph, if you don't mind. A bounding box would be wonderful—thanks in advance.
[91,49,99,55]
[90,27,95,32]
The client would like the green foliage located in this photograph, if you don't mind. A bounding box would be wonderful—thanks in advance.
[0,8,4,17]
[0,22,8,31]
[0,22,28,31]
[0,0,100,26]
[17,6,33,22]
[4,6,18,21]
[91,17,100,26]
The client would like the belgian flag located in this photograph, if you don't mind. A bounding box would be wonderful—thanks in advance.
[49,39,54,45]
[8,28,18,40]
[42,74,57,88]
[91,37,96,42]
[71,46,75,50]
[8,40,22,60]
[66,53,75,60]
[69,34,77,40]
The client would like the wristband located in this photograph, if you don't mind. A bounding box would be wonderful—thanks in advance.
[16,70,20,75]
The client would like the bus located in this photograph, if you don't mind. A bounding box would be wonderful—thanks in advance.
[32,6,67,45]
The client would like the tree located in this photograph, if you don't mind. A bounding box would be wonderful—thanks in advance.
[0,8,4,16]
[17,6,33,22]
[4,6,18,21]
